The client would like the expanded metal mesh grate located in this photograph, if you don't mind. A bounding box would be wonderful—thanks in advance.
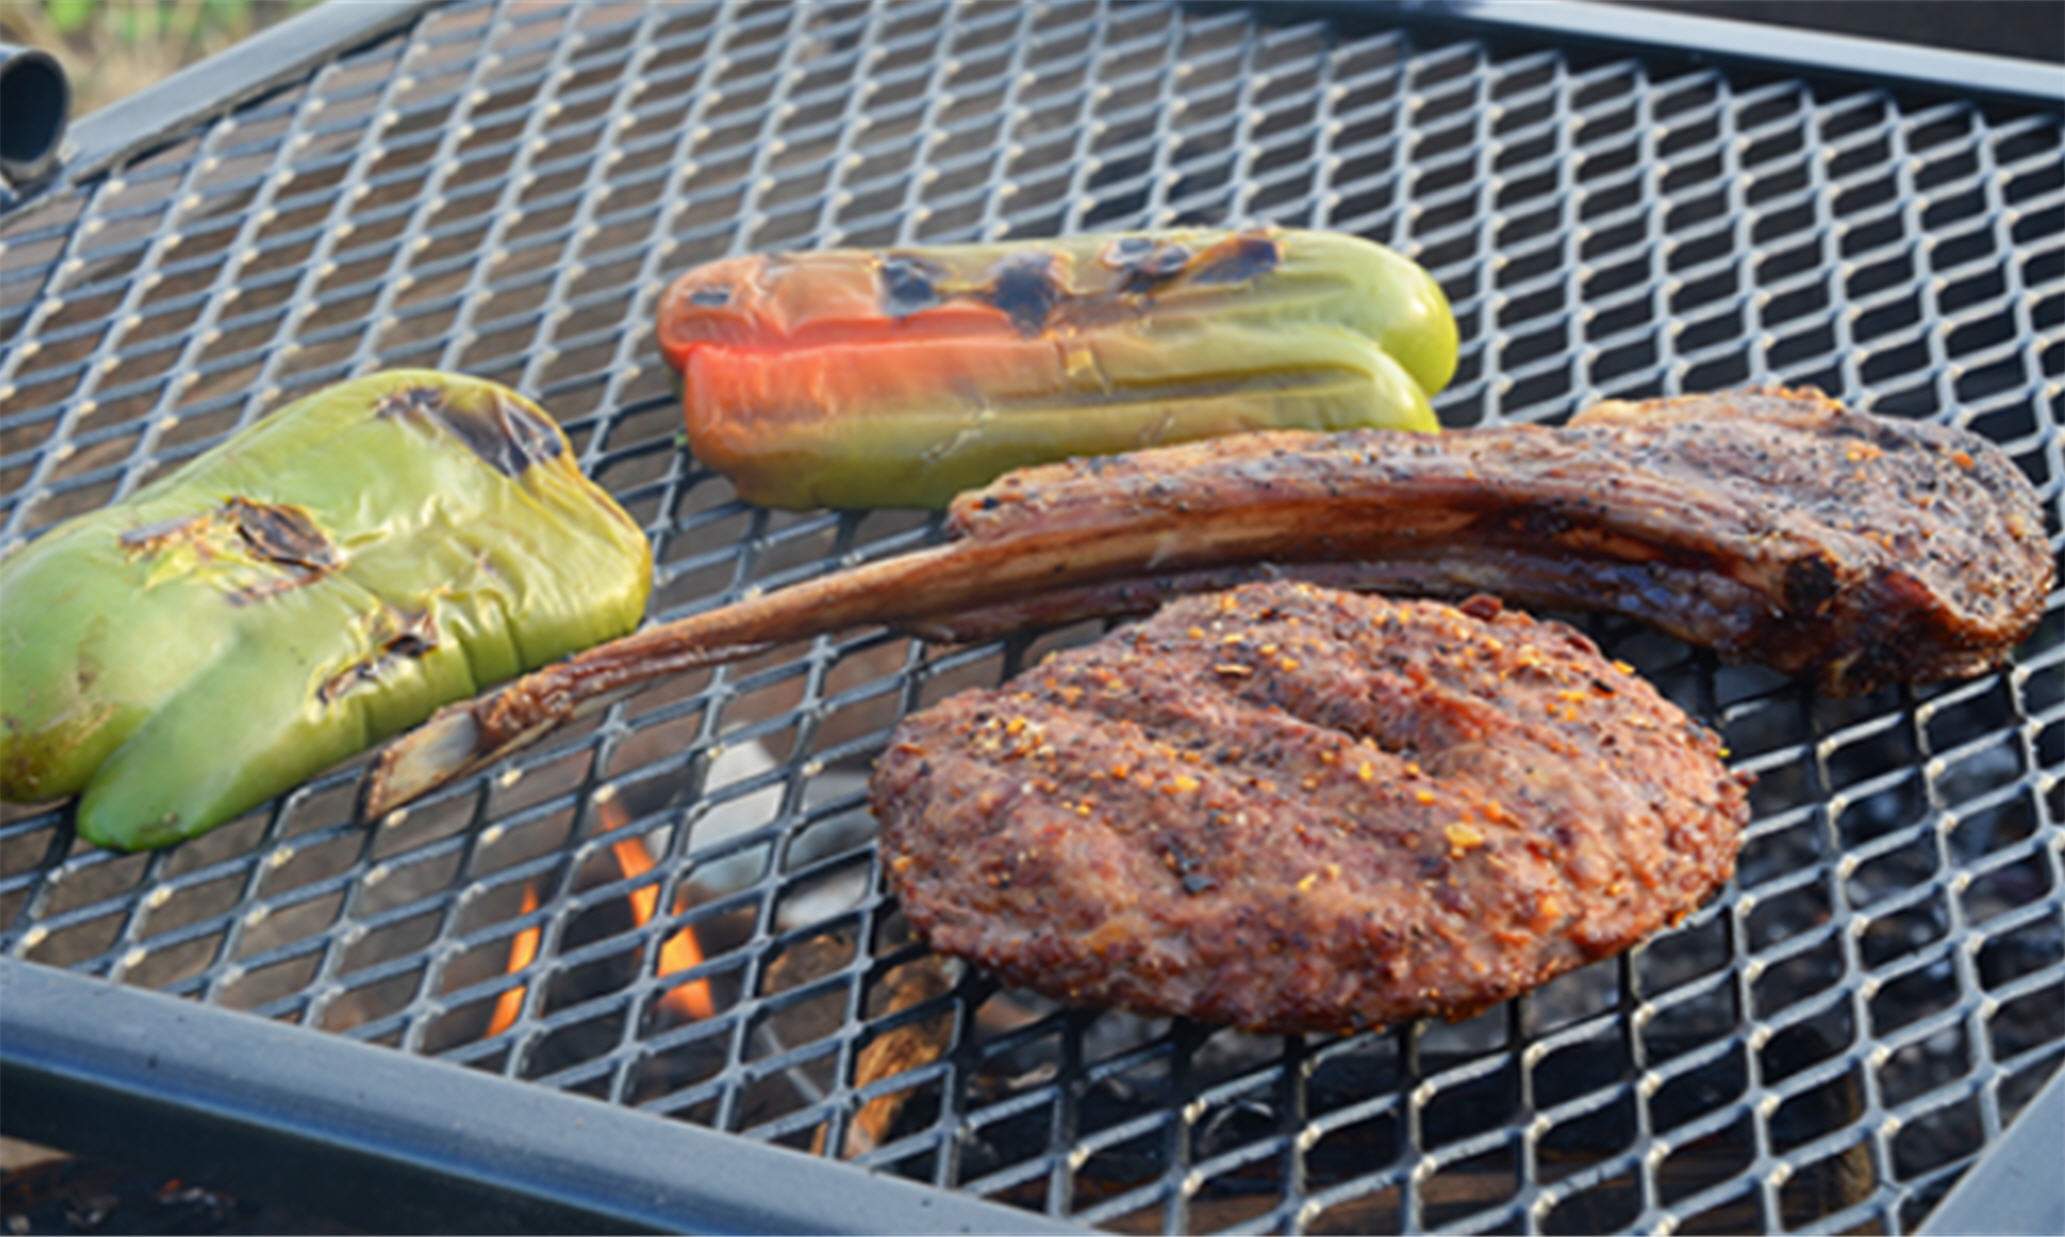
[3,2,2062,1232]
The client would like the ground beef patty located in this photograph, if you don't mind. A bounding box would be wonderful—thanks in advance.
[872,581,1750,1033]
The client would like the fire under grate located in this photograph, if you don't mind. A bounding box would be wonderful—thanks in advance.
[2,2,2062,1233]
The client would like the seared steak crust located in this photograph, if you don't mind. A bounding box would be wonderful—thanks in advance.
[367,389,2050,818]
[873,582,1750,1033]
[935,388,2053,695]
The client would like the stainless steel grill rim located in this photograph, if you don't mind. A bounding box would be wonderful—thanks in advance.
[1,2,2061,1233]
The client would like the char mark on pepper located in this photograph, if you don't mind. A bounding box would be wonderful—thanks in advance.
[317,609,441,706]
[984,251,1062,336]
[877,254,947,317]
[377,384,565,477]
[120,500,340,595]
[227,497,338,572]
[1101,236,1195,293]
[1190,231,1284,284]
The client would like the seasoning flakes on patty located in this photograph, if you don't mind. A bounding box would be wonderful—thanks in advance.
[871,581,1750,1034]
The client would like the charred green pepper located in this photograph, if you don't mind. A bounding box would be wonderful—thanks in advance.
[0,371,652,850]
[656,226,1458,509]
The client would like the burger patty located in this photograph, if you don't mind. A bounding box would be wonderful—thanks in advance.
[872,581,1751,1033]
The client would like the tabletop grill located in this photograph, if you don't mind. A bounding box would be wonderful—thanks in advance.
[2,2,2061,1233]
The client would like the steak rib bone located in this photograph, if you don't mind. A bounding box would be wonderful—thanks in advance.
[362,387,2052,819]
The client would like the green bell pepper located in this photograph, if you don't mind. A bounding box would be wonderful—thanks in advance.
[0,370,652,850]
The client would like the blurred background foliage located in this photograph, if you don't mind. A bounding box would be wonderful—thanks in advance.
[0,0,319,116]
[0,0,2054,122]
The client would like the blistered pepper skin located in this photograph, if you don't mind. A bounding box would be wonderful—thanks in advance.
[0,371,652,850]
[657,227,1458,509]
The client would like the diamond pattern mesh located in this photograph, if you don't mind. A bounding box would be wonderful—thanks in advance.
[2,2,2061,1233]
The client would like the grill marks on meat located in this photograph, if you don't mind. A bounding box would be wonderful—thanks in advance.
[938,387,2053,695]
[873,582,1750,1034]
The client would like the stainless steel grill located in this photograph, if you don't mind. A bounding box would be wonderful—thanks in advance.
[2,2,2060,1233]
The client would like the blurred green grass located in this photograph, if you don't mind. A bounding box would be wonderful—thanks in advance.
[0,0,320,117]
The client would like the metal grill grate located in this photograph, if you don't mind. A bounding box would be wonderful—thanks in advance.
[3,2,2062,1233]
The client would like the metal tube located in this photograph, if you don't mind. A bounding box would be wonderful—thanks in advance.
[0,42,68,190]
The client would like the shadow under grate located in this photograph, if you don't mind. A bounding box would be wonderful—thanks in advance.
[2,1,2062,1234]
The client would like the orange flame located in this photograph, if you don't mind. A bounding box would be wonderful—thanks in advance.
[483,798,714,1039]
[485,884,541,1037]
[602,799,716,1021]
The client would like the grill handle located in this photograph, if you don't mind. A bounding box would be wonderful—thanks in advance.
[0,42,68,193]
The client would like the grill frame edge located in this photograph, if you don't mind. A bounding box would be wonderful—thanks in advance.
[0,1,2059,1233]
[0,955,1086,1236]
